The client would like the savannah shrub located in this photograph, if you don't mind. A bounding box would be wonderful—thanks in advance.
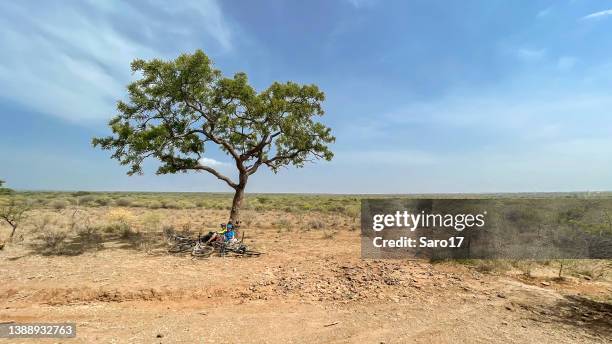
[115,198,133,207]
[50,200,69,210]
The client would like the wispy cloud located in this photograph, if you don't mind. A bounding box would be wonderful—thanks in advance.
[148,0,233,50]
[516,48,546,61]
[0,0,233,124]
[335,83,612,192]
[536,7,553,18]
[382,87,612,138]
[581,9,612,20]
[198,157,229,167]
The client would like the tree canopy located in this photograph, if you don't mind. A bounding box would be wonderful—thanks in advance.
[0,179,14,195]
[93,50,334,220]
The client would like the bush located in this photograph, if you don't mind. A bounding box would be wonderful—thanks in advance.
[331,206,347,214]
[308,219,326,230]
[0,188,14,195]
[78,195,96,205]
[146,199,160,207]
[115,198,132,207]
[77,225,103,247]
[162,201,181,209]
[119,224,136,239]
[162,225,176,240]
[94,198,110,206]
[102,222,134,238]
[181,202,197,209]
[0,180,14,194]
[40,230,67,250]
[100,223,120,233]
[50,200,69,210]
[571,260,611,281]
[107,208,134,225]
[345,208,360,220]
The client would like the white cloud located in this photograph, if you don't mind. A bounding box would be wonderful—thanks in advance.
[149,0,232,50]
[198,157,229,167]
[581,9,612,20]
[336,83,612,192]
[0,0,233,124]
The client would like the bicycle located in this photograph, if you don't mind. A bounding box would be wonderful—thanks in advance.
[167,229,262,258]
[167,234,198,254]
[191,241,215,258]
[211,239,262,257]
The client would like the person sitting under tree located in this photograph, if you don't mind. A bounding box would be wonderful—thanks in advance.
[204,221,240,245]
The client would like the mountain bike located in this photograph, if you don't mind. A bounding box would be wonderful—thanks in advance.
[167,234,198,253]
[167,231,262,258]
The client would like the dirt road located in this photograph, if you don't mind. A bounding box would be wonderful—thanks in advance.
[1,230,610,343]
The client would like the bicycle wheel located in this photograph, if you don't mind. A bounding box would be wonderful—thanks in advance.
[192,245,214,258]
[173,236,193,244]
[211,242,228,256]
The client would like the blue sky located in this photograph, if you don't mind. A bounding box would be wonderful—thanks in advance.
[1,0,612,193]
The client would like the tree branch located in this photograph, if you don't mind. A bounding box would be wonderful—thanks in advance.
[241,131,280,161]
[195,165,238,189]
[264,150,303,167]
[161,155,238,189]
[184,101,243,163]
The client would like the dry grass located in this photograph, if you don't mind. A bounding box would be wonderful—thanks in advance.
[0,191,610,282]
[0,193,359,260]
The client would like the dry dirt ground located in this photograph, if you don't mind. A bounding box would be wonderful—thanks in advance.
[1,223,611,343]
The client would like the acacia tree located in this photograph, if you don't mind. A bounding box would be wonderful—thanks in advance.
[0,179,14,195]
[93,50,334,222]
[0,199,28,240]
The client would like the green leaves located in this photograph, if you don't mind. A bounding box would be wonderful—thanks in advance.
[0,179,14,195]
[93,49,335,188]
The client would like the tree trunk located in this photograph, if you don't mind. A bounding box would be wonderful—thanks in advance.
[229,184,246,223]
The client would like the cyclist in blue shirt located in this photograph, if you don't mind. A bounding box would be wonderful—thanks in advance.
[205,221,239,244]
